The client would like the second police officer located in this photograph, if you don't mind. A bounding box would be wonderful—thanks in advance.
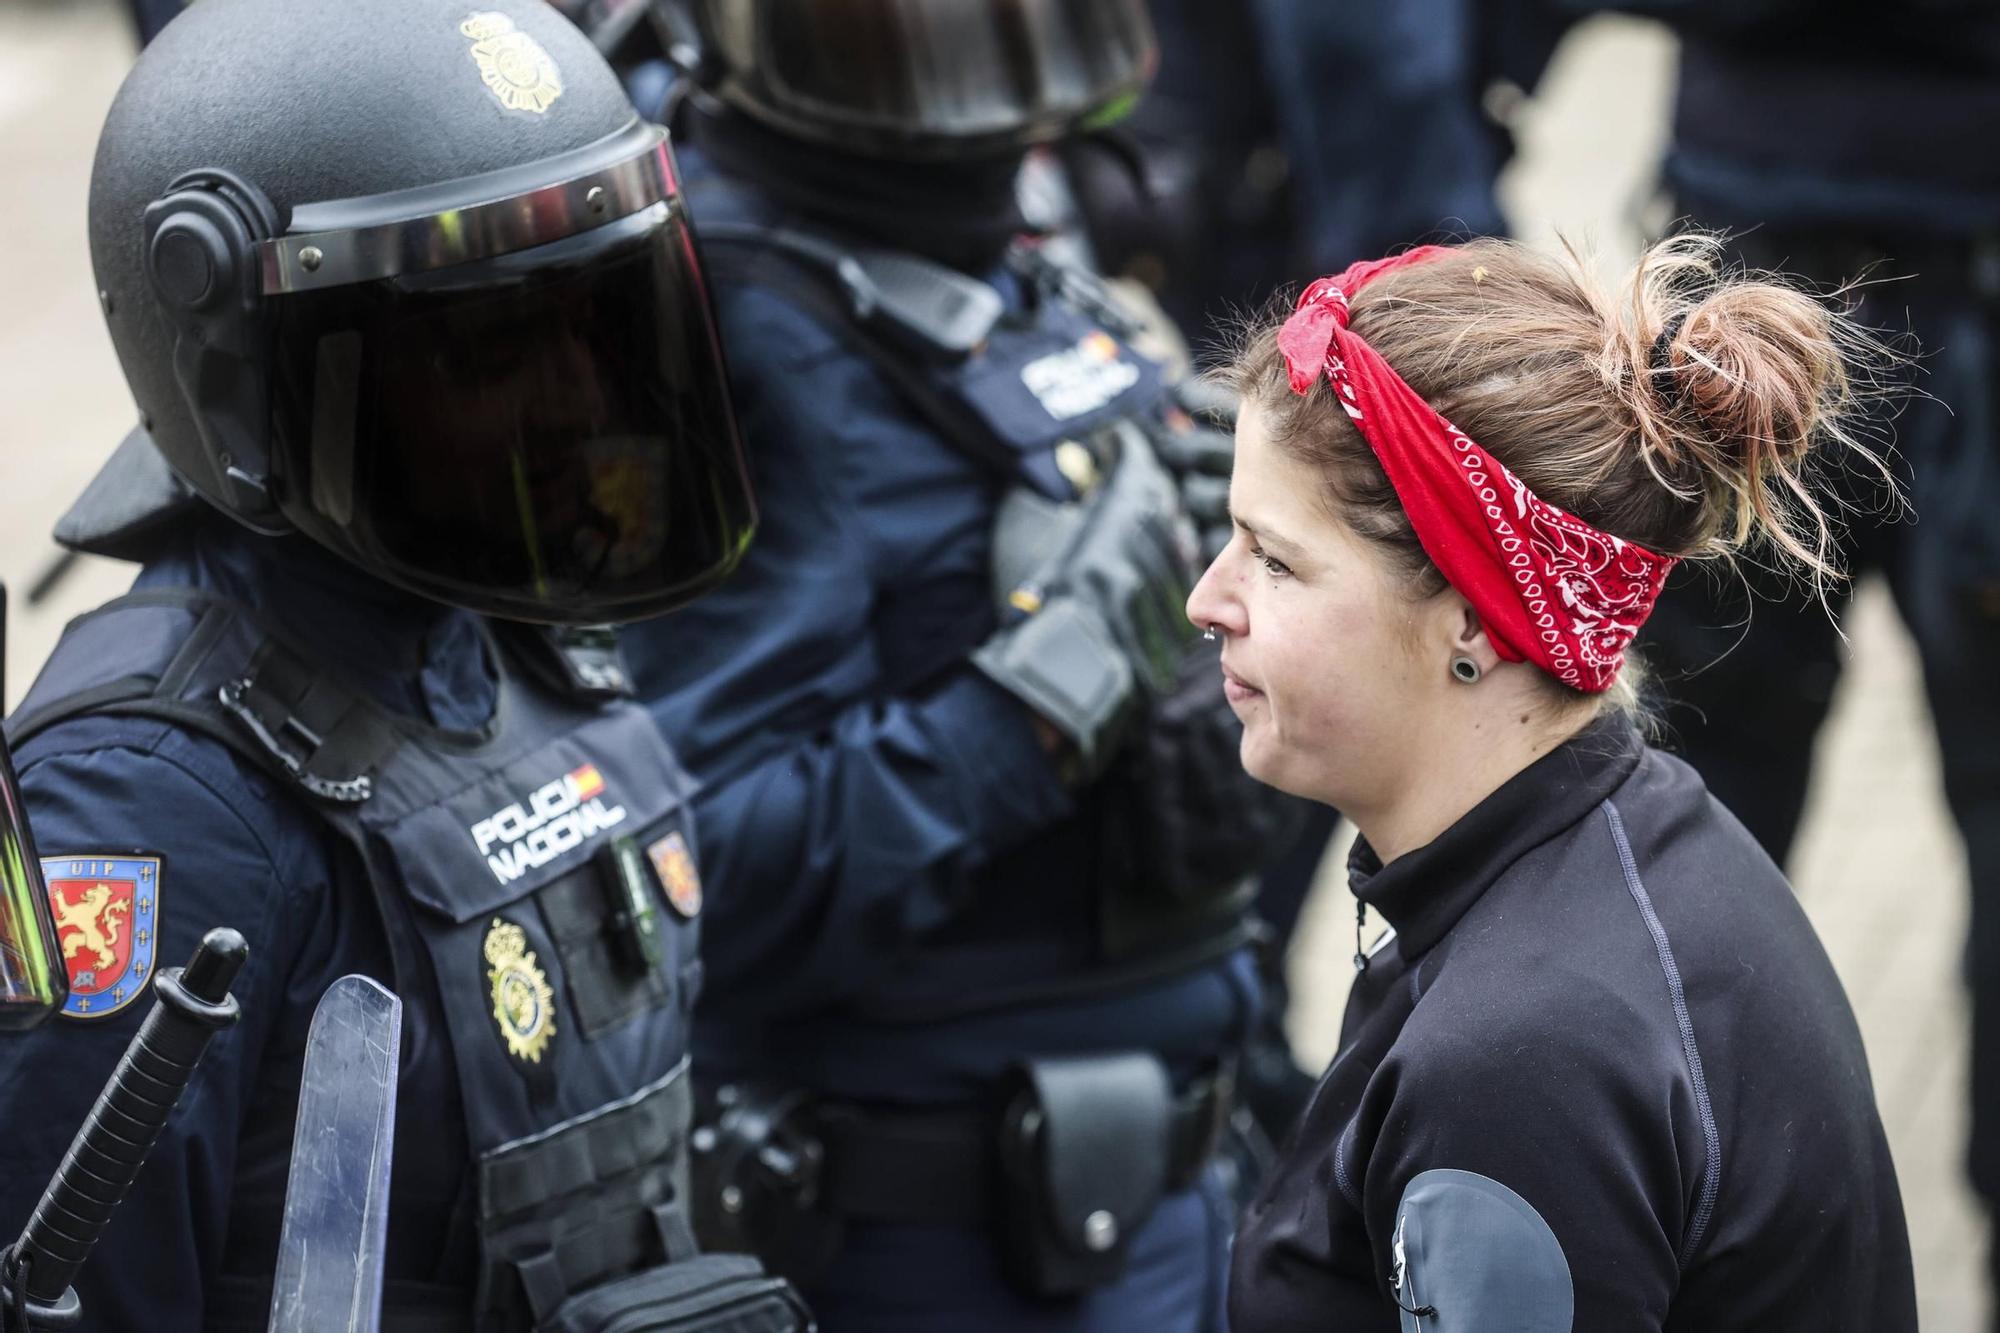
[621,2,1298,1329]
[0,0,808,1328]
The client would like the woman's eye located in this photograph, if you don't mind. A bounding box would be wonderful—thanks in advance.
[1250,546,1292,578]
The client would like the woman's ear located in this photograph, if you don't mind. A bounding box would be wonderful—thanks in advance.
[1442,595,1502,676]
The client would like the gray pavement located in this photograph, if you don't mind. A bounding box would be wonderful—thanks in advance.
[0,3,1985,1326]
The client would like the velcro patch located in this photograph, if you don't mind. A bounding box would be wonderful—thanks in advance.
[647,831,702,919]
[42,854,162,1019]
[1393,1168,1572,1331]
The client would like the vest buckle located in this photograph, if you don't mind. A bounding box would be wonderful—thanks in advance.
[218,677,375,804]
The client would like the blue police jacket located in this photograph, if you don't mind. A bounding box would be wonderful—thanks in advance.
[623,154,1260,1105]
[0,516,491,1330]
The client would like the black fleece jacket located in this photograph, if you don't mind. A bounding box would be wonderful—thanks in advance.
[1230,715,1915,1332]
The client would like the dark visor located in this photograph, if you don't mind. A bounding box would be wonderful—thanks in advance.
[717,0,1156,148]
[267,201,753,625]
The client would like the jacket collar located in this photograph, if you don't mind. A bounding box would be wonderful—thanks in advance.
[1347,712,1645,960]
[134,511,498,731]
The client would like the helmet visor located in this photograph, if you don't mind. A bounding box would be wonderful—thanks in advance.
[711,0,1156,153]
[0,737,66,1031]
[269,200,753,625]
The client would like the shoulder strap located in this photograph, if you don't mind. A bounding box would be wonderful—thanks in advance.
[698,222,1030,480]
[215,638,402,803]
[697,221,1005,364]
[8,588,226,745]
[8,589,401,806]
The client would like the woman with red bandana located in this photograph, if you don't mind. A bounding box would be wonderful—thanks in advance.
[1195,235,1916,1331]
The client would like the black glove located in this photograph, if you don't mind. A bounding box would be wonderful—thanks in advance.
[1153,380,1239,564]
[974,423,1198,779]
[1099,633,1312,902]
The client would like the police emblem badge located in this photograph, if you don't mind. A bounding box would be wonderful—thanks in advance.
[483,917,555,1063]
[41,854,161,1019]
[646,831,702,919]
[459,12,564,115]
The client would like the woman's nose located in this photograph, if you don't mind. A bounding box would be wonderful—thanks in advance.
[1186,550,1245,638]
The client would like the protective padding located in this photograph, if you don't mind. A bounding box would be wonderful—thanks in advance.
[1394,1168,1573,1332]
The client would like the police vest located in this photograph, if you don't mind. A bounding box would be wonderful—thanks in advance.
[9,590,800,1332]
[694,201,1268,1022]
[698,218,1166,506]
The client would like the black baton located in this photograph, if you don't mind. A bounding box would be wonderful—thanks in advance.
[0,928,247,1330]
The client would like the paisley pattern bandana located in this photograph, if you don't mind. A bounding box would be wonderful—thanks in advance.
[1276,247,1675,693]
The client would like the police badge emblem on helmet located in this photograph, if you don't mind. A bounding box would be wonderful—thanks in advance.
[459,11,564,115]
[484,917,556,1062]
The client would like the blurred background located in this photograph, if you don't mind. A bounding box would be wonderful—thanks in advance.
[0,0,1983,1324]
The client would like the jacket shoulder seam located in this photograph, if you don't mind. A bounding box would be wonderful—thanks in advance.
[20,731,309,903]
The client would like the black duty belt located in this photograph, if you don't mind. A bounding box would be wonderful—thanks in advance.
[811,1069,1230,1228]
[208,1274,475,1332]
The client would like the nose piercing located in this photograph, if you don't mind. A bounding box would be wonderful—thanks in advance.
[1203,625,1221,642]
[1450,655,1482,684]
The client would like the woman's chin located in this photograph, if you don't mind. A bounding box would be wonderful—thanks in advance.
[1239,735,1304,799]
[1241,731,1349,806]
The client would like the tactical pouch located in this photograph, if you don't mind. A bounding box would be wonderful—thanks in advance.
[543,1254,812,1333]
[996,1053,1172,1298]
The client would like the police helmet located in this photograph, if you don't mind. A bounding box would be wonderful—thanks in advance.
[89,0,754,625]
[681,0,1158,160]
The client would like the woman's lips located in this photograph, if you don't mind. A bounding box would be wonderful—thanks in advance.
[1221,661,1263,705]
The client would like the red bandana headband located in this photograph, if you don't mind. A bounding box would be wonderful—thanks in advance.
[1275,246,1675,693]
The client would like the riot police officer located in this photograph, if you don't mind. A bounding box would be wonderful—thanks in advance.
[618,3,1297,1330]
[0,0,807,1328]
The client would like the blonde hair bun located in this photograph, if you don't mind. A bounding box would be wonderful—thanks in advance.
[1628,233,1877,581]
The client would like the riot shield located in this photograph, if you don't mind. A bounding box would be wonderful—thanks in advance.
[3,929,248,1330]
[267,975,402,1333]
[0,726,67,1031]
